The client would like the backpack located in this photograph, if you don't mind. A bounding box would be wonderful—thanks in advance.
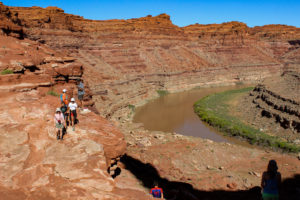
[60,93,68,105]
[61,105,67,113]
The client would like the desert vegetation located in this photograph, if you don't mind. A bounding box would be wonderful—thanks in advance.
[194,87,300,153]
[47,89,59,97]
[157,89,169,97]
[1,69,13,75]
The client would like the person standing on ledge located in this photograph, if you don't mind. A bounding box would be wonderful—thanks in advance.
[77,79,85,109]
[150,182,164,199]
[60,89,69,126]
[261,160,281,200]
[68,98,78,131]
[54,108,65,140]
[61,89,68,107]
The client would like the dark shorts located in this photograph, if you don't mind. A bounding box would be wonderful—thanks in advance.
[70,110,77,119]
[78,94,84,100]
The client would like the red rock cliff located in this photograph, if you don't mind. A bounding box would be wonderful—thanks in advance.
[0,2,23,38]
[6,4,299,119]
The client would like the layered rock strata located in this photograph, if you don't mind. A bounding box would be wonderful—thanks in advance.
[5,4,300,121]
[0,2,23,38]
[244,70,300,141]
[0,25,150,199]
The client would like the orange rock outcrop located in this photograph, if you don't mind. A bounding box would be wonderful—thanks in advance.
[0,2,23,38]
[0,7,133,198]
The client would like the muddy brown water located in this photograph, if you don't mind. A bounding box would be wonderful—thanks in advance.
[133,85,253,144]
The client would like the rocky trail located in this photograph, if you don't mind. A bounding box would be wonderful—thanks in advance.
[0,90,116,199]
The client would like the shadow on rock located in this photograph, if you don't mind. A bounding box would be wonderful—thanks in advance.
[120,154,300,200]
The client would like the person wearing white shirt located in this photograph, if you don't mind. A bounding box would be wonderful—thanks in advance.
[68,98,78,131]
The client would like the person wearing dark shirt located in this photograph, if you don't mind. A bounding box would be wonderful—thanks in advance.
[261,160,281,200]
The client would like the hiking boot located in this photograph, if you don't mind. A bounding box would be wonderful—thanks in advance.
[72,127,75,131]
[57,135,60,140]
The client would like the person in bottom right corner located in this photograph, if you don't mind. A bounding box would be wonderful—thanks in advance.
[150,182,164,199]
[261,160,281,200]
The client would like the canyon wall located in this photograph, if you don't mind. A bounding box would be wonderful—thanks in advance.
[5,4,300,121]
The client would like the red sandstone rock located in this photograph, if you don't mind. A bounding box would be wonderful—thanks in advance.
[0,25,144,199]
[227,182,238,189]
[0,3,23,38]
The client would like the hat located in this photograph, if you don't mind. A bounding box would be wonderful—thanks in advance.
[56,108,61,112]
[63,89,67,93]
[71,97,75,102]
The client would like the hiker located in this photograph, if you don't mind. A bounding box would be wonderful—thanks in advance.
[68,97,78,131]
[150,182,164,199]
[261,160,281,200]
[61,89,68,106]
[54,108,65,140]
[60,89,69,126]
[77,79,85,108]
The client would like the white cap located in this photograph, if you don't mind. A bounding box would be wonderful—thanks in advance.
[56,108,61,112]
[63,89,67,93]
[71,98,75,102]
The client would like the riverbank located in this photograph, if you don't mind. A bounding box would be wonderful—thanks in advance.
[194,87,300,153]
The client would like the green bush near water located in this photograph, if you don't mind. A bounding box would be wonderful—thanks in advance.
[194,87,300,153]
[1,69,13,75]
[157,90,169,97]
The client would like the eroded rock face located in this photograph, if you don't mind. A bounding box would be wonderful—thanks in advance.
[0,2,23,38]
[6,4,300,120]
[0,26,147,200]
[0,90,129,199]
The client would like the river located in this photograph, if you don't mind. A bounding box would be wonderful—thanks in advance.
[133,85,252,144]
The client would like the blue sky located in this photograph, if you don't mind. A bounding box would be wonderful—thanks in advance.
[2,0,300,27]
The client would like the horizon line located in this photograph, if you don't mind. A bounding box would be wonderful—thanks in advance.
[2,2,300,28]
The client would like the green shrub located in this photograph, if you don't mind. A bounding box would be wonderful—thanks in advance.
[194,87,300,153]
[47,90,59,97]
[157,90,169,97]
[1,69,13,75]
[128,104,135,112]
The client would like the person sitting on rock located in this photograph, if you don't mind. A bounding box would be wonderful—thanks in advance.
[150,182,164,199]
[54,108,65,140]
[261,160,281,200]
[68,97,78,131]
